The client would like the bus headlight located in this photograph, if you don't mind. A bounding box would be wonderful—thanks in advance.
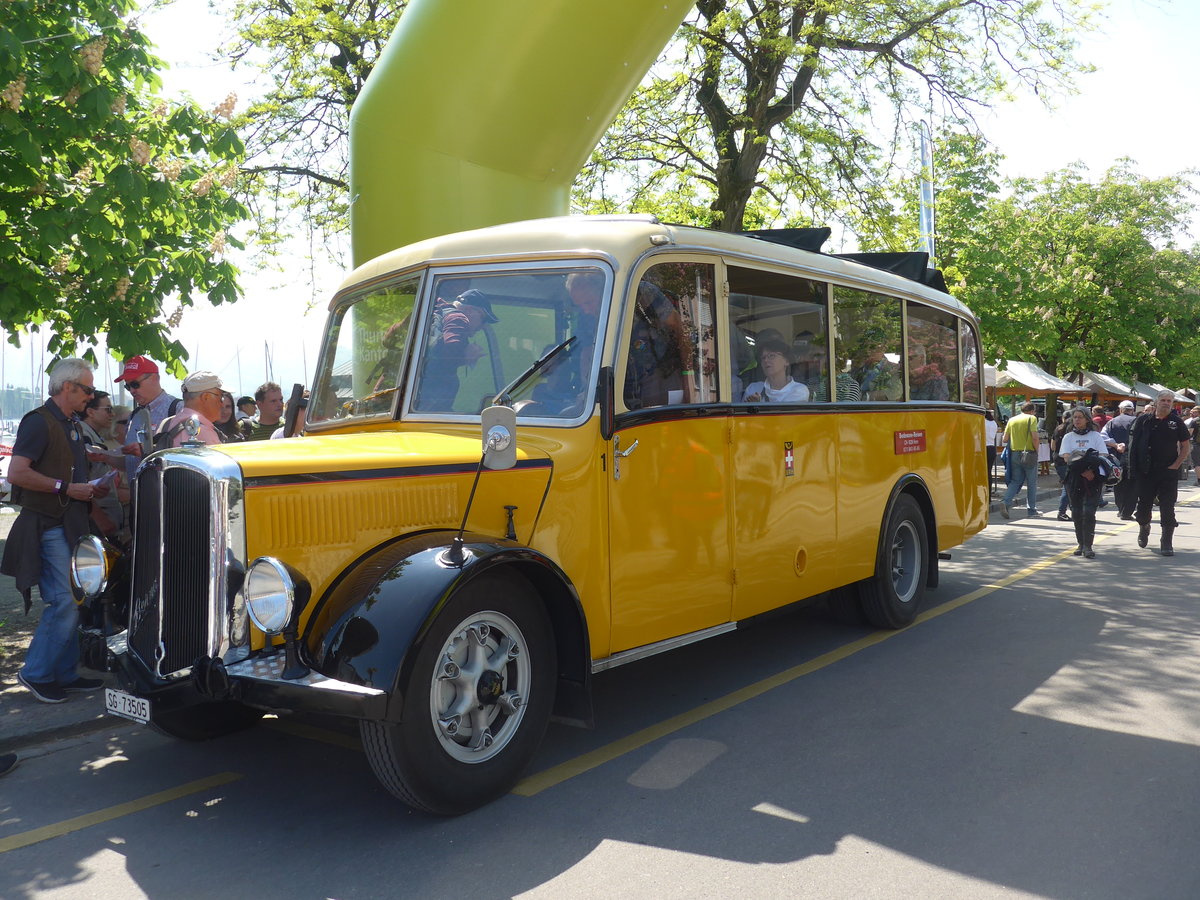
[71,534,111,599]
[244,557,309,636]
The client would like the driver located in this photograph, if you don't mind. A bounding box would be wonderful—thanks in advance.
[414,288,499,411]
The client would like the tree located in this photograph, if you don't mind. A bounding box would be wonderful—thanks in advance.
[0,0,247,370]
[575,0,1096,238]
[222,0,406,255]
[931,155,1200,384]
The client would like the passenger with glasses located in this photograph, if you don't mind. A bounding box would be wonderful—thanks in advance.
[115,355,181,479]
[1,358,106,704]
[80,390,125,537]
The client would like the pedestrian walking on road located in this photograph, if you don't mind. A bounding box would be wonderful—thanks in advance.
[1128,389,1191,556]
[1102,400,1138,519]
[1000,401,1041,519]
[1059,409,1111,558]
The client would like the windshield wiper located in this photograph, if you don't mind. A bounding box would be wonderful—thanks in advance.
[491,336,576,407]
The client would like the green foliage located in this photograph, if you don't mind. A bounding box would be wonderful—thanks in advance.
[0,0,247,371]
[223,0,406,255]
[574,0,1096,237]
[919,142,1200,384]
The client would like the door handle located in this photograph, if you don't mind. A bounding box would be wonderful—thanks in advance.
[613,436,639,480]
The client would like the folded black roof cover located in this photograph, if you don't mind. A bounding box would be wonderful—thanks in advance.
[834,252,950,294]
[743,227,832,253]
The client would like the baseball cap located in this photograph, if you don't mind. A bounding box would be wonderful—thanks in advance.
[115,356,160,382]
[181,371,223,394]
[456,289,499,324]
[1118,400,1134,410]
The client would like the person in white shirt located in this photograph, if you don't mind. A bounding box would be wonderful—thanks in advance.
[742,339,810,403]
[1059,408,1111,558]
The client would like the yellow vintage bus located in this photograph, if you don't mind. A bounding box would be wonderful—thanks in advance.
[79,215,987,814]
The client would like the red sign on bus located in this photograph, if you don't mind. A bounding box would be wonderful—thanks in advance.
[894,430,927,454]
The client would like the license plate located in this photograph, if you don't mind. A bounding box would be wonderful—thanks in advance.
[105,688,151,724]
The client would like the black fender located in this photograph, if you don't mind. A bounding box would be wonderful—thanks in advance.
[882,474,939,589]
[303,531,593,726]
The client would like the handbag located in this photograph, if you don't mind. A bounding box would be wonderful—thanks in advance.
[1019,449,1039,467]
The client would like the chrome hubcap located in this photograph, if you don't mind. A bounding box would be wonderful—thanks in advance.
[430,612,529,763]
[890,520,921,604]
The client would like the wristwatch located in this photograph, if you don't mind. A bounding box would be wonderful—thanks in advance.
[54,479,66,495]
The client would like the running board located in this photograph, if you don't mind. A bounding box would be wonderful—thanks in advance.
[591,623,737,674]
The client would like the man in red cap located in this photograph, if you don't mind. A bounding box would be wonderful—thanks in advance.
[116,356,181,476]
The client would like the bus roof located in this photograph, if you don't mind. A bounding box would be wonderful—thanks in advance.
[337,215,976,321]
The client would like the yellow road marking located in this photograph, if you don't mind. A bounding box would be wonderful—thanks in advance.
[514,524,1140,797]
[0,772,242,854]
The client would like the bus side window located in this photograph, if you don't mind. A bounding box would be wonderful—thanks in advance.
[624,263,718,409]
[906,301,960,402]
[727,266,829,403]
[835,288,903,402]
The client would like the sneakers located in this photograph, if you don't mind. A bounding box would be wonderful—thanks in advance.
[1057,512,1071,521]
[1027,509,1043,517]
[1073,546,1083,556]
[17,671,67,704]
[1083,547,1096,559]
[999,501,1010,519]
[60,676,104,693]
[1137,525,1150,549]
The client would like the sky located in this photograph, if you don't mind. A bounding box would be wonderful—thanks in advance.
[4,0,1197,404]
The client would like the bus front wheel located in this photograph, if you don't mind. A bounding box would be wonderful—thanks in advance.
[361,571,556,815]
[857,494,928,629]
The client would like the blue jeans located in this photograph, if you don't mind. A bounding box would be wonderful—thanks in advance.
[20,526,80,684]
[1002,459,1039,511]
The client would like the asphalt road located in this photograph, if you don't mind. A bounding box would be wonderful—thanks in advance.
[2,486,1199,899]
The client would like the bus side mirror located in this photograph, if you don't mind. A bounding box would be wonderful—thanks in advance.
[481,405,517,470]
[599,366,615,441]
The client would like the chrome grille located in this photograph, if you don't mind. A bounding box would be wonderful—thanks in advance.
[126,452,246,680]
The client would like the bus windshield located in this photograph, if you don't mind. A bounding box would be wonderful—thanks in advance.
[408,266,607,419]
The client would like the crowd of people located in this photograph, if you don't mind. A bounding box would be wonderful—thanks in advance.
[988,392,1198,559]
[1,355,301,708]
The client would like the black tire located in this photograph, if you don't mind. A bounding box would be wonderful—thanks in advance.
[360,570,555,815]
[824,585,867,626]
[857,494,928,629]
[150,701,264,741]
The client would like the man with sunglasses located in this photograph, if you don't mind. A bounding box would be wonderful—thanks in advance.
[156,371,225,447]
[1,358,105,703]
[115,356,180,478]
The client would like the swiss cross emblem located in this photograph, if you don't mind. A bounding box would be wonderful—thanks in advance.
[784,441,795,477]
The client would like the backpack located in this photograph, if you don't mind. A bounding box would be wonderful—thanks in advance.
[148,398,185,451]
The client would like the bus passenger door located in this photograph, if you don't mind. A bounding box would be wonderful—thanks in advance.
[606,260,733,653]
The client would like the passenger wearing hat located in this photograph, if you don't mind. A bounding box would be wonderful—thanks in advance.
[117,356,182,478]
[156,372,224,447]
[235,396,257,421]
[1101,400,1138,519]
[414,287,499,411]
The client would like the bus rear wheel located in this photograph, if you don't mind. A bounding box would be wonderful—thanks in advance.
[361,571,555,815]
[857,494,928,629]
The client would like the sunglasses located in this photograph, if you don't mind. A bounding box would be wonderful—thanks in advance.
[125,379,144,390]
[98,406,114,412]
[70,381,95,396]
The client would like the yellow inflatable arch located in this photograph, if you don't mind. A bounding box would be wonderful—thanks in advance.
[348,0,695,266]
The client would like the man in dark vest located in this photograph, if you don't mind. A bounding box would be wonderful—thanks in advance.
[1128,389,1191,556]
[1,358,105,703]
